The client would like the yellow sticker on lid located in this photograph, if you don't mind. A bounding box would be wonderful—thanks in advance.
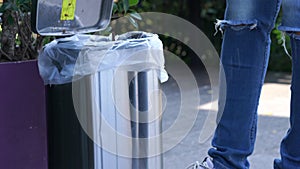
[60,0,77,20]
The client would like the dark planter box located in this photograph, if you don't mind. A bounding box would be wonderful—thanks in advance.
[0,60,48,169]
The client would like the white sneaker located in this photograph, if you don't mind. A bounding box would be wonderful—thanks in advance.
[186,157,214,169]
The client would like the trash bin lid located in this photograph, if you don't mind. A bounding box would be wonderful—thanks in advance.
[31,0,113,36]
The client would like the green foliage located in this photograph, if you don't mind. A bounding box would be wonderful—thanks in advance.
[131,0,225,65]
[0,0,31,13]
[129,0,139,6]
[0,0,292,72]
[0,0,141,61]
[0,0,39,61]
[113,0,140,14]
[269,32,292,72]
[200,0,225,21]
[136,0,290,72]
[111,0,141,29]
[269,13,292,72]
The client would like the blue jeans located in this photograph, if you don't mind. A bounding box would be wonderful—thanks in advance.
[208,0,300,168]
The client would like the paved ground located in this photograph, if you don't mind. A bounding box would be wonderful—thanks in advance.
[161,71,291,169]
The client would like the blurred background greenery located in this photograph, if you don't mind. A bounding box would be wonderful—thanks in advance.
[0,0,292,71]
[132,0,292,72]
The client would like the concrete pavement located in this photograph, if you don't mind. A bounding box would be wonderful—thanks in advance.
[161,71,291,169]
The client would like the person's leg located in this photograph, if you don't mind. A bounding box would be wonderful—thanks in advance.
[274,1,300,169]
[208,0,282,168]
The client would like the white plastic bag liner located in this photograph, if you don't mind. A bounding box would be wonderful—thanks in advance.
[38,31,168,85]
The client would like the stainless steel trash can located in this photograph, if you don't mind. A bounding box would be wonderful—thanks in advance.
[39,32,167,169]
[72,69,163,169]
